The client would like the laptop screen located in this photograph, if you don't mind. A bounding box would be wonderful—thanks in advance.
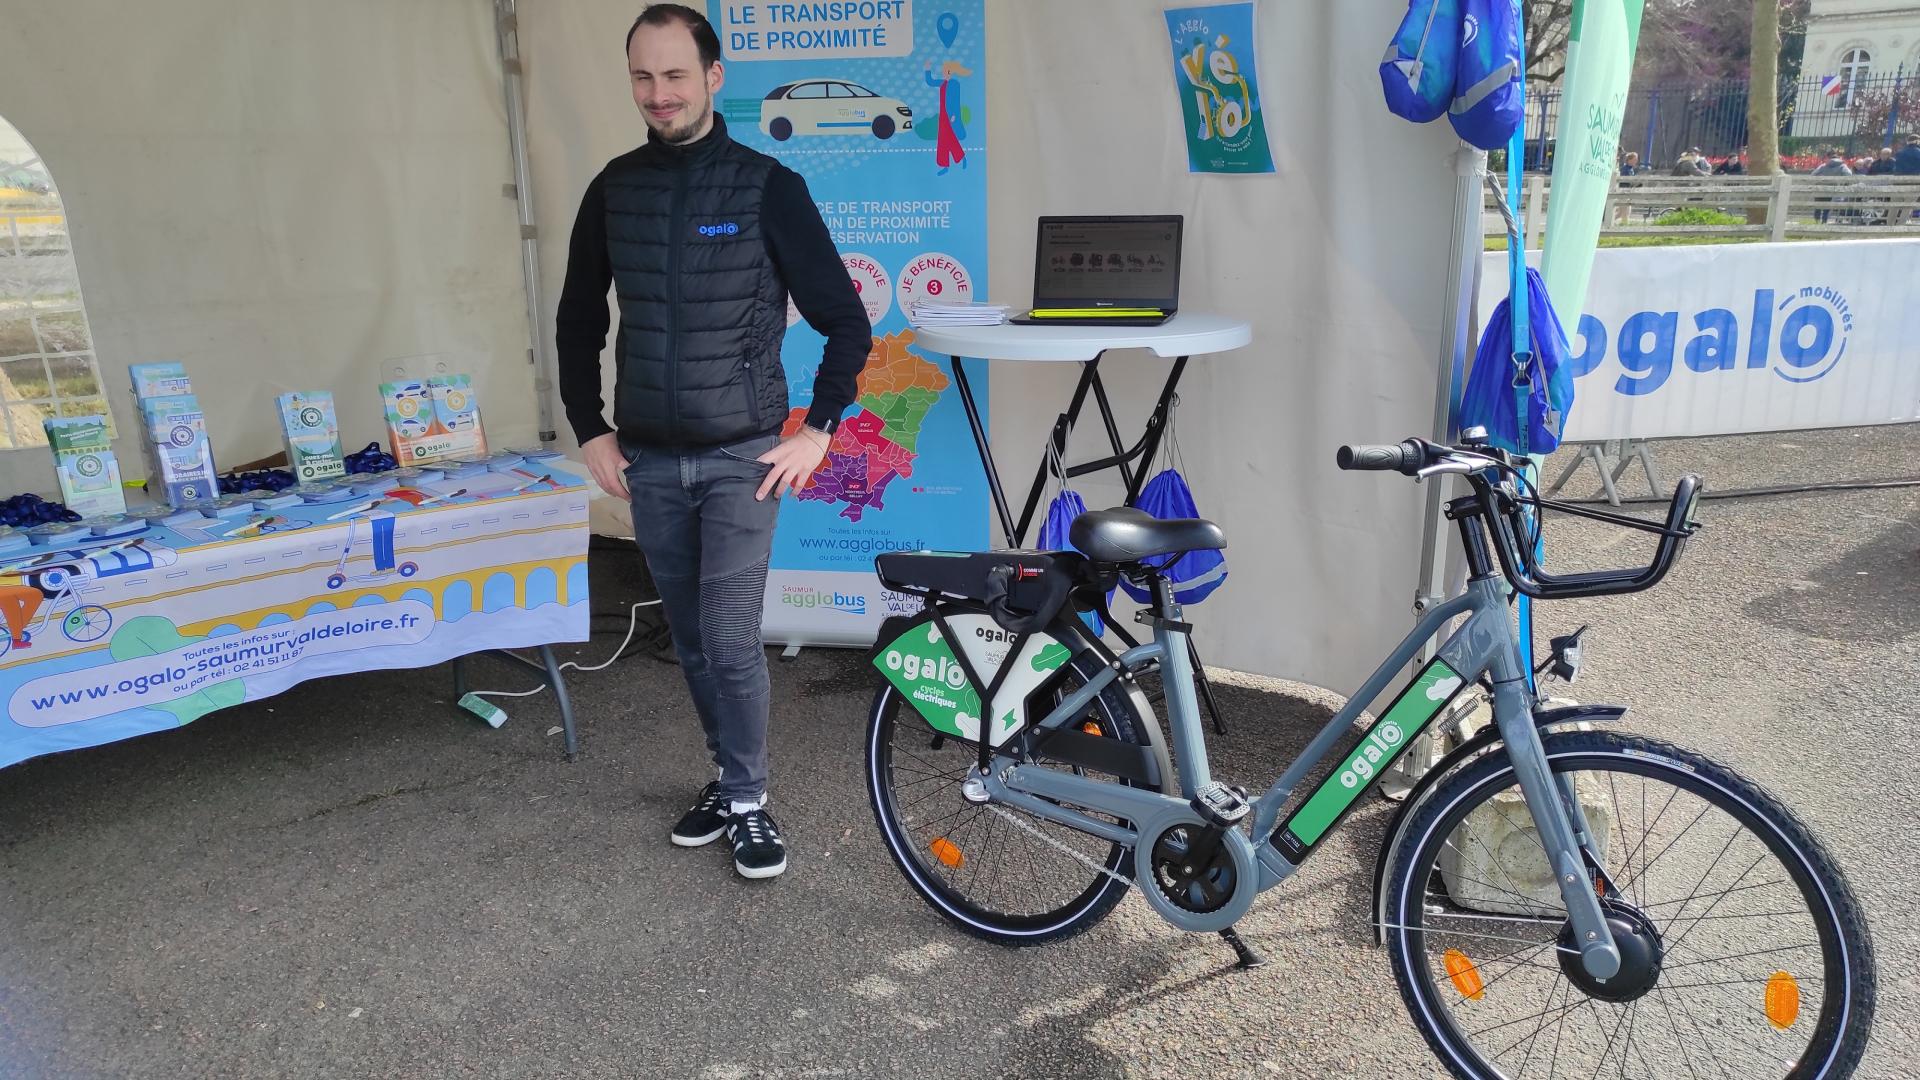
[1031,215,1183,310]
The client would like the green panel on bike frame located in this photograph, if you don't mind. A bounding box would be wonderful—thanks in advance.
[1277,659,1465,857]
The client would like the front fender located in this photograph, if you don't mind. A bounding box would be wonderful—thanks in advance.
[1368,702,1627,945]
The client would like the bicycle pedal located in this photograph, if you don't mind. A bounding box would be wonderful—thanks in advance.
[1191,781,1251,827]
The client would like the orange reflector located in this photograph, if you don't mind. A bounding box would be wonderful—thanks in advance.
[1765,971,1800,1030]
[1443,949,1485,1001]
[1081,721,1102,735]
[929,837,964,869]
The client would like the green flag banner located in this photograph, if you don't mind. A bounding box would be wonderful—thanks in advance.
[1539,0,1645,326]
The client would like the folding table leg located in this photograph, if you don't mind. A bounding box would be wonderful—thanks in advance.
[1189,638,1228,736]
[537,644,579,763]
[947,355,1015,543]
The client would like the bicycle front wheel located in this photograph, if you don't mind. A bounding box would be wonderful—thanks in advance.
[1385,730,1874,1080]
[865,651,1155,947]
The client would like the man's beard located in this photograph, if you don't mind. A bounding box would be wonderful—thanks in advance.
[649,95,713,145]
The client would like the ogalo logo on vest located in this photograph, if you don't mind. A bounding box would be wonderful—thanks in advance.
[1572,285,1853,397]
[696,221,741,237]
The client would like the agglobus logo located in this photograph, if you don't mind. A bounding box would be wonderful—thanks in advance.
[1571,285,1852,397]
[779,587,867,615]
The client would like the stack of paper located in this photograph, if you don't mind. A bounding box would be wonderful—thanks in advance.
[907,300,1010,327]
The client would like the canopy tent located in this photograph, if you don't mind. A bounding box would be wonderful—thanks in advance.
[1,0,1463,693]
[0,2,540,487]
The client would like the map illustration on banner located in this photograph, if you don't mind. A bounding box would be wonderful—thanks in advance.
[710,1,989,646]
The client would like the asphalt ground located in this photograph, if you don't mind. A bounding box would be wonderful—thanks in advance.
[0,422,1913,1079]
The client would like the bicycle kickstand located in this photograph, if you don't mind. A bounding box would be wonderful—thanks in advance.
[1218,925,1267,970]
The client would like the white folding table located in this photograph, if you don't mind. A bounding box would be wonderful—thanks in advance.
[914,313,1252,729]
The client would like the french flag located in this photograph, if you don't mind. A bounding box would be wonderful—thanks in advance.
[1821,74,1845,97]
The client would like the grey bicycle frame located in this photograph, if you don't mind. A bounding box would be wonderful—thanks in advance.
[977,571,1625,980]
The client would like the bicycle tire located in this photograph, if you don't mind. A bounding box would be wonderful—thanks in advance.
[64,604,111,643]
[1384,730,1875,1080]
[865,650,1154,947]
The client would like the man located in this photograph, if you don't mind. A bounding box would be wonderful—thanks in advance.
[1811,149,1852,224]
[555,4,869,880]
[1619,151,1639,176]
[1867,147,1896,175]
[1713,146,1746,175]
[1895,135,1920,176]
[1669,149,1703,177]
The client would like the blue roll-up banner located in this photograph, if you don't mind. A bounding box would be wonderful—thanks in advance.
[709,1,990,647]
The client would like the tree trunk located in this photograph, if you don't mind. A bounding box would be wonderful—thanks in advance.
[1748,0,1780,178]
[1746,0,1782,225]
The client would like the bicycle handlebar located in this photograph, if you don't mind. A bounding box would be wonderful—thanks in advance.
[1336,441,1425,474]
[1339,436,1703,601]
[1484,473,1701,600]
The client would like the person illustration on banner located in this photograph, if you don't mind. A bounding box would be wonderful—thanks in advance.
[0,582,42,650]
[922,59,972,173]
[554,4,870,881]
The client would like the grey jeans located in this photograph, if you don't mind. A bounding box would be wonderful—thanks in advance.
[623,431,782,802]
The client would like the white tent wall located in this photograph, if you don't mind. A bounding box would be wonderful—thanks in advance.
[0,0,536,498]
[984,0,1458,691]
[519,0,1460,692]
[516,2,655,537]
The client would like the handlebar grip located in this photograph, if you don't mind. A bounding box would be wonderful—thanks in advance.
[1337,441,1420,473]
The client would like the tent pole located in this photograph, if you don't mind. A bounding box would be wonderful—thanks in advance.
[494,0,560,444]
[1382,142,1484,800]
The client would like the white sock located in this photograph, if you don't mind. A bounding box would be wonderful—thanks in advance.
[729,795,765,816]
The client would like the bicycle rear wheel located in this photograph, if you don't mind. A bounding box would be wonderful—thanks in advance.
[1385,730,1874,1079]
[865,651,1156,946]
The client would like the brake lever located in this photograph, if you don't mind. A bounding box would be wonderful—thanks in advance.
[1416,460,1477,480]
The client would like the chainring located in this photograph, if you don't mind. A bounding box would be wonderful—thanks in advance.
[1149,823,1239,914]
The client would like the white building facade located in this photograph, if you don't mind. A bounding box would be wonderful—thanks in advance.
[1791,1,1920,138]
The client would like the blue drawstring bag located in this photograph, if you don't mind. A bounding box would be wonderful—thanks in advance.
[1380,0,1463,123]
[1449,0,1524,149]
[1460,267,1575,455]
[1117,469,1229,606]
[1037,487,1105,637]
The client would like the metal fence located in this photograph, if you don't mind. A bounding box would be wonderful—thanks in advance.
[1484,174,1920,248]
[1520,70,1916,173]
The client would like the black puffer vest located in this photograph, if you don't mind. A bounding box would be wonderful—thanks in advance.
[604,115,790,449]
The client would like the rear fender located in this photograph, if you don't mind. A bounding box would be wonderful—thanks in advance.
[1368,702,1627,945]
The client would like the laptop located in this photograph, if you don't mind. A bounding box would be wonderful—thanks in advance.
[1010,215,1183,326]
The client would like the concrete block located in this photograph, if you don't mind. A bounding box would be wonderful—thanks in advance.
[1439,770,1613,916]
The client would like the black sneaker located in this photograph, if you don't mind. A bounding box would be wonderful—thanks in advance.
[670,781,728,847]
[727,807,788,879]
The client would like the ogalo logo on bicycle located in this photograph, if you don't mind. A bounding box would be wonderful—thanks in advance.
[875,615,1073,747]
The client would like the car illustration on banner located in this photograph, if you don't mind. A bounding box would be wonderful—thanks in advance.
[760,79,913,141]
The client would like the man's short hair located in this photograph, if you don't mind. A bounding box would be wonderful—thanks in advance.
[627,4,721,69]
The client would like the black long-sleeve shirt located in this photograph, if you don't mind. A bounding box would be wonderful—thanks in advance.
[554,159,870,446]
